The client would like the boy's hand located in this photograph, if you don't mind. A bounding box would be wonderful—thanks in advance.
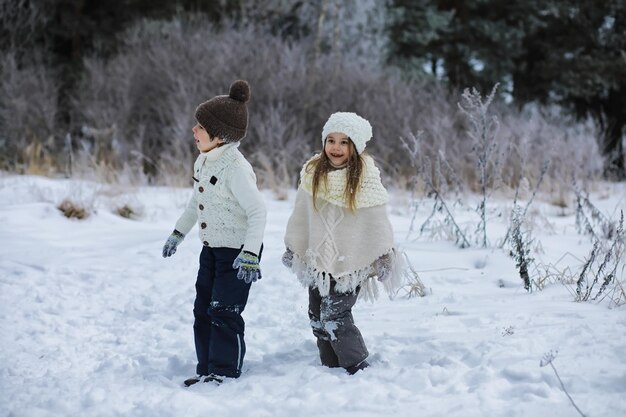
[233,251,261,284]
[162,230,185,258]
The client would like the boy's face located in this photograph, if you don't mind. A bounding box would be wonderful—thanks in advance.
[193,123,224,152]
[324,132,351,168]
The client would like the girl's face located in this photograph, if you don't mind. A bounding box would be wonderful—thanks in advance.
[324,132,351,167]
[192,123,223,153]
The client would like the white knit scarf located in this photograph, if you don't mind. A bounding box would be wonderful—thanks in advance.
[299,154,389,208]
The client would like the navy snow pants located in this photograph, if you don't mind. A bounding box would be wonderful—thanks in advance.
[193,246,251,378]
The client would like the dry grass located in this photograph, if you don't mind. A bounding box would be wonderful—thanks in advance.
[57,199,89,219]
[115,204,138,219]
[398,252,427,298]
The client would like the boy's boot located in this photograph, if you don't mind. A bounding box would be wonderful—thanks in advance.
[203,374,225,384]
[183,375,205,387]
[346,359,370,375]
[184,373,224,386]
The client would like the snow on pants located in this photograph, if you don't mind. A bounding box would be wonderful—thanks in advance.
[193,246,251,378]
[308,280,368,369]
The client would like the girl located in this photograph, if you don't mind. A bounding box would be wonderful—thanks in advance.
[282,112,402,374]
[162,80,266,386]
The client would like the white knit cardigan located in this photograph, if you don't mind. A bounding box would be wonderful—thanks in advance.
[175,142,266,255]
[284,154,403,301]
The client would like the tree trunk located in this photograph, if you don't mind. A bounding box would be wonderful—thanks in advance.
[601,119,625,181]
[599,88,626,181]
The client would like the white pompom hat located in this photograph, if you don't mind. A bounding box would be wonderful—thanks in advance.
[321,112,372,154]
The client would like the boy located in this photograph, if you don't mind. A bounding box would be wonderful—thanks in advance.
[162,80,266,386]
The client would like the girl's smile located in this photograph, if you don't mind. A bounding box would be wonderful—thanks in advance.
[325,133,351,167]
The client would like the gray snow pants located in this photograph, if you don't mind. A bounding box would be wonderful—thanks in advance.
[308,280,369,368]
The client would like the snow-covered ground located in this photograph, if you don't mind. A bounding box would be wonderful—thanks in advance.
[1,174,625,417]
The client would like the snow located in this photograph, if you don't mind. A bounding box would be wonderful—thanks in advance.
[1,174,625,417]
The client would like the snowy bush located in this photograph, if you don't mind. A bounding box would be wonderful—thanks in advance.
[458,84,503,247]
[0,13,604,193]
[400,131,470,248]
[0,52,58,174]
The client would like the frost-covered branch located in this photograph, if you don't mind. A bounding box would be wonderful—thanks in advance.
[509,205,535,291]
[500,159,549,248]
[458,84,501,247]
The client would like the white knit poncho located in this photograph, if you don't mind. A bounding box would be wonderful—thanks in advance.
[284,154,404,301]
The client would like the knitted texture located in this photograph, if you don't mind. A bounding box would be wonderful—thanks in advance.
[300,154,389,208]
[233,251,261,283]
[162,230,184,257]
[195,80,251,142]
[284,187,403,302]
[175,143,265,253]
[285,153,402,301]
[321,112,372,154]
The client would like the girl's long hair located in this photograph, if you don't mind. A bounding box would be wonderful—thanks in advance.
[306,139,364,211]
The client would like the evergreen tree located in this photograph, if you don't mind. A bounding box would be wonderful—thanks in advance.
[386,0,626,179]
[386,0,529,93]
[513,0,626,180]
[387,0,454,78]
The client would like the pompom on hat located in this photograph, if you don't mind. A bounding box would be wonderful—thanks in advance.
[195,80,251,142]
[321,112,372,154]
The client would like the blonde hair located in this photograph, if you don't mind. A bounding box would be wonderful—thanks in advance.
[306,139,364,211]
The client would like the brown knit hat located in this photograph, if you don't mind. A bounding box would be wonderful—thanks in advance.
[195,80,251,142]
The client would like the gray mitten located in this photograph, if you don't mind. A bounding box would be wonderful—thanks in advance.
[282,248,294,268]
[374,253,393,282]
[162,230,184,258]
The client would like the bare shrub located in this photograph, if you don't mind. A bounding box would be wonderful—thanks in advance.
[400,131,470,248]
[67,16,464,188]
[531,209,626,306]
[575,211,624,303]
[458,84,503,247]
[2,12,604,194]
[499,160,548,248]
[498,105,602,193]
[72,29,195,182]
[574,188,618,241]
[0,0,52,54]
[0,52,59,174]
[398,95,602,205]
[248,102,309,195]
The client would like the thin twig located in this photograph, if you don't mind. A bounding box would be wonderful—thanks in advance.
[540,351,587,417]
[549,363,587,417]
